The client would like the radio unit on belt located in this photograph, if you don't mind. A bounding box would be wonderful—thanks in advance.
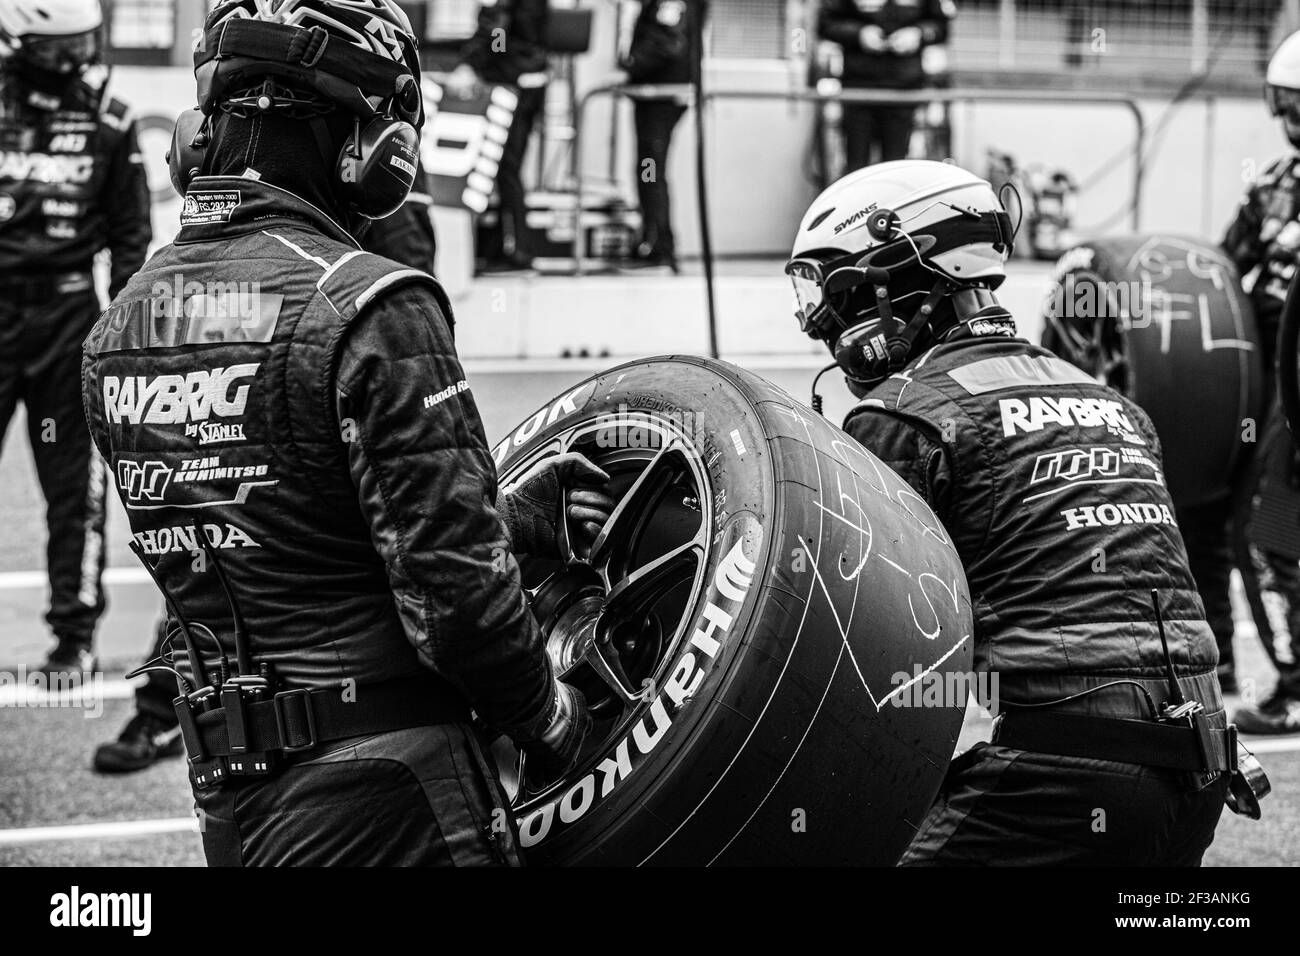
[993,590,1270,818]
[127,517,287,788]
[126,518,467,789]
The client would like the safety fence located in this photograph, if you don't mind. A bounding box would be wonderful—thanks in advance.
[568,83,1147,274]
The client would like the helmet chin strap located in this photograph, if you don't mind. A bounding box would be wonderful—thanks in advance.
[885,278,957,360]
[1283,115,1300,149]
[947,287,1003,326]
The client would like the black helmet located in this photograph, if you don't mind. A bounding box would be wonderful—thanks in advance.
[171,0,425,219]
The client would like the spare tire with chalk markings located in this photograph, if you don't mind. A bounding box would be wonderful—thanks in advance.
[486,356,973,866]
[1040,235,1264,507]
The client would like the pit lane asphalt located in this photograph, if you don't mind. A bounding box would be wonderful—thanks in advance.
[1,356,1296,866]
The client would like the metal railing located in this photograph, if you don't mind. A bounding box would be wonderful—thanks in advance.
[568,83,1147,274]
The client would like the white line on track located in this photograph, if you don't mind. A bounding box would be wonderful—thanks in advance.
[1240,736,1300,754]
[0,567,151,590]
[0,818,197,846]
[0,742,1296,848]
[0,679,138,706]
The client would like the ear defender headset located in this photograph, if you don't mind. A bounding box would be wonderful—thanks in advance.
[790,203,1015,391]
[166,16,424,219]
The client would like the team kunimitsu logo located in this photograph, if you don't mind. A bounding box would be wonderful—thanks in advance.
[1030,447,1121,485]
[117,460,172,505]
[102,364,259,427]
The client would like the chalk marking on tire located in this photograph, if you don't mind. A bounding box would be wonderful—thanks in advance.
[707,423,968,863]
[708,422,872,863]
[641,402,829,865]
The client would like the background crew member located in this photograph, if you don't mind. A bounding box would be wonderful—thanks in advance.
[445,0,549,272]
[1220,30,1300,734]
[817,0,955,170]
[790,160,1231,864]
[0,0,150,679]
[619,0,697,272]
[84,0,613,864]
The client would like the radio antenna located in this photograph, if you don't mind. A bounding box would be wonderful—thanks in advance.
[193,518,253,676]
[128,540,211,690]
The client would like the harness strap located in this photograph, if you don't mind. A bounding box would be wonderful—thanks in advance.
[995,709,1237,773]
[192,676,470,758]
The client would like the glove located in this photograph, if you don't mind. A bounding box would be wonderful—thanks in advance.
[499,452,616,560]
[442,64,479,96]
[521,682,592,785]
[888,25,923,55]
[859,24,887,52]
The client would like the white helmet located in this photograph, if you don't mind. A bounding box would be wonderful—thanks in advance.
[1267,31,1300,145]
[0,0,102,72]
[787,160,1016,389]
[1267,30,1300,91]
[0,0,101,41]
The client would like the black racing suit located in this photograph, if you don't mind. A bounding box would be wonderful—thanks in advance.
[844,325,1227,865]
[83,178,561,866]
[0,67,151,655]
[459,0,549,262]
[818,0,953,168]
[129,175,441,729]
[622,0,696,262]
[1221,152,1300,698]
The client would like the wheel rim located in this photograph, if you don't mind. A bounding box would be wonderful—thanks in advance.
[492,412,715,813]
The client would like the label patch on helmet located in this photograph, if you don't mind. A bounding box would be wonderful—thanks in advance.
[389,154,416,177]
[181,190,242,226]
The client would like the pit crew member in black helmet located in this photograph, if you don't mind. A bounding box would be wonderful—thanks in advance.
[82,0,613,865]
[92,158,442,777]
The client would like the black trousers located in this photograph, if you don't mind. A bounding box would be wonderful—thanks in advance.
[901,742,1228,866]
[196,724,523,866]
[843,102,916,171]
[633,98,687,259]
[1238,420,1300,698]
[1176,497,1236,671]
[0,286,107,650]
[497,84,546,260]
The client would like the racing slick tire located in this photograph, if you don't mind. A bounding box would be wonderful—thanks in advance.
[489,356,974,866]
[1040,235,1263,508]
